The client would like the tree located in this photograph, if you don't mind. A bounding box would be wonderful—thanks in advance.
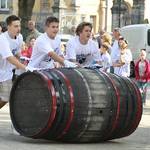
[18,0,35,40]
[143,18,149,24]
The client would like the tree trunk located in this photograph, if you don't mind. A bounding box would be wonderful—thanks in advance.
[18,0,35,40]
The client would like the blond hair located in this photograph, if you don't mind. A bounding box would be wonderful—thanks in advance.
[101,32,112,45]
[101,42,109,50]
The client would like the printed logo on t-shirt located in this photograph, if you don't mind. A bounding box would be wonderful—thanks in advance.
[12,48,18,56]
[76,54,90,64]
[54,47,59,53]
[44,55,52,62]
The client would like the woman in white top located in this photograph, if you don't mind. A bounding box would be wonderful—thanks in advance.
[113,36,132,77]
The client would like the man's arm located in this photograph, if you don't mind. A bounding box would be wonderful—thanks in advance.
[7,56,26,70]
[48,51,65,65]
[113,62,125,67]
[48,51,77,68]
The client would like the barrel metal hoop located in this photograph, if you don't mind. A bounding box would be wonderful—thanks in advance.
[122,77,143,136]
[100,72,121,137]
[55,70,75,139]
[32,71,57,138]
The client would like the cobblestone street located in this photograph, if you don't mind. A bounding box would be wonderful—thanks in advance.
[0,98,150,150]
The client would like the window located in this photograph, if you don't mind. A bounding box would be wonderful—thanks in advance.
[0,0,8,10]
[90,15,96,33]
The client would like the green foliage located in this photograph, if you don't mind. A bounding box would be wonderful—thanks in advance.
[143,18,149,24]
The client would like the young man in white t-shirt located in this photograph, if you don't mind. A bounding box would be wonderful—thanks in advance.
[0,15,33,109]
[65,22,100,66]
[28,16,77,69]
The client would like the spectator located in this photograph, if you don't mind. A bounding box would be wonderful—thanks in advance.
[0,15,33,109]
[135,49,150,104]
[99,42,111,72]
[101,32,112,53]
[96,29,105,49]
[28,16,77,69]
[113,36,132,77]
[26,36,36,58]
[110,28,121,73]
[69,26,76,36]
[20,42,30,65]
[25,20,41,44]
[0,21,7,34]
[21,37,36,61]
[65,22,100,66]
[21,42,29,57]
[0,24,2,33]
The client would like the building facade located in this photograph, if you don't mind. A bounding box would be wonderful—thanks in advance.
[32,0,150,33]
[111,0,146,30]
[0,0,149,33]
[0,0,18,21]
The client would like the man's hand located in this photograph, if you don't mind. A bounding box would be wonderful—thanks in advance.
[25,65,37,72]
[64,60,78,68]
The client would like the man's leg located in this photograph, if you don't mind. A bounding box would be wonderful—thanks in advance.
[0,80,12,109]
[0,80,19,135]
[142,82,148,104]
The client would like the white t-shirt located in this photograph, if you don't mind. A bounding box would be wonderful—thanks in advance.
[0,32,23,82]
[28,33,62,69]
[65,36,100,66]
[111,40,120,64]
[100,52,111,72]
[114,49,132,77]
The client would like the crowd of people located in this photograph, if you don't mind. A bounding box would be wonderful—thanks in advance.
[0,14,150,113]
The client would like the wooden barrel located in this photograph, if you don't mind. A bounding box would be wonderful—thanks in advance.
[9,68,143,142]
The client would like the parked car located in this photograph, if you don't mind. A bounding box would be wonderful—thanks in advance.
[120,24,150,60]
[120,24,150,78]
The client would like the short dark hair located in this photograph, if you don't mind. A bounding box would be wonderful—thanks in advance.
[119,36,128,44]
[119,36,124,40]
[6,15,20,26]
[76,22,92,36]
[0,21,7,32]
[45,16,59,26]
[141,48,146,52]
[113,27,120,32]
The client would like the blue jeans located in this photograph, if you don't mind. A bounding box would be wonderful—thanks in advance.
[136,81,148,103]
